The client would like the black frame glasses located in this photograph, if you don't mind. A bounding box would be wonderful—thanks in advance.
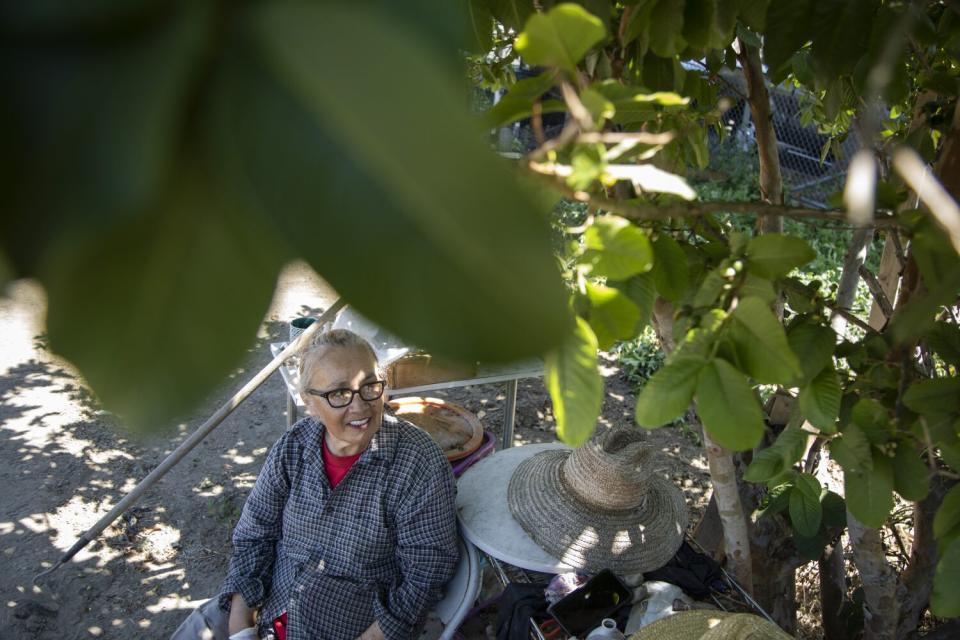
[306,380,386,408]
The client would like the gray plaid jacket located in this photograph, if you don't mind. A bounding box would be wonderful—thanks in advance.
[219,414,459,640]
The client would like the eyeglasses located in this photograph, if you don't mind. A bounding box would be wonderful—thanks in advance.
[306,380,386,408]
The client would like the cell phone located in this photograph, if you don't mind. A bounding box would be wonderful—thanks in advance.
[546,569,631,637]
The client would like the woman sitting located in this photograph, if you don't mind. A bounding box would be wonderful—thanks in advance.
[172,329,459,640]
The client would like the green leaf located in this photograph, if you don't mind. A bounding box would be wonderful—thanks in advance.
[903,378,960,417]
[545,316,603,447]
[926,322,960,367]
[745,447,787,483]
[790,473,823,537]
[238,3,568,363]
[821,491,847,528]
[891,442,930,502]
[933,485,960,552]
[800,364,842,433]
[756,483,791,519]
[738,0,769,32]
[771,423,811,465]
[582,216,654,279]
[515,3,607,73]
[829,423,873,473]
[787,320,836,384]
[0,2,212,273]
[635,353,705,428]
[696,358,766,451]
[728,297,803,385]
[617,274,656,333]
[650,235,689,301]
[648,0,687,57]
[584,282,642,350]
[851,398,893,444]
[483,71,563,128]
[763,0,814,75]
[810,0,881,80]
[739,274,778,305]
[467,0,494,53]
[793,529,827,561]
[844,455,894,528]
[43,170,287,431]
[932,539,960,617]
[745,233,817,280]
[580,87,615,127]
[683,0,716,50]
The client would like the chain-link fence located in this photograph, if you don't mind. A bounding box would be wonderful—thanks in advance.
[714,70,856,208]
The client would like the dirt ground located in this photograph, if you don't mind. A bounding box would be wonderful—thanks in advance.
[0,262,711,640]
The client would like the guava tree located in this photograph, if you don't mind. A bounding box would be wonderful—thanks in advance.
[466,1,960,638]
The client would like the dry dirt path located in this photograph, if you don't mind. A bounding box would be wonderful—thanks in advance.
[0,263,708,639]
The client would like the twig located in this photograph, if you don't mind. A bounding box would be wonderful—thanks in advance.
[576,131,676,145]
[887,522,910,563]
[893,147,960,255]
[523,170,900,225]
[858,264,895,319]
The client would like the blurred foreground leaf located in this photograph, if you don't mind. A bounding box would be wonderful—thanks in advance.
[42,169,288,431]
[222,4,568,363]
[545,316,603,446]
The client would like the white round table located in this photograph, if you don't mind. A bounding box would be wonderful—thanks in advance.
[456,442,578,573]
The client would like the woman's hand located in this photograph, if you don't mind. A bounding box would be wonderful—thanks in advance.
[356,620,386,640]
[227,594,257,636]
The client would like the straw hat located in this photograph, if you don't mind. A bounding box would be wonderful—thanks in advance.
[628,611,794,639]
[507,425,688,574]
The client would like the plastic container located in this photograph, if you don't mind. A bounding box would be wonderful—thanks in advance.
[547,569,631,637]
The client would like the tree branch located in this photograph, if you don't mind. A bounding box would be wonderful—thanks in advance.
[859,264,895,320]
[525,170,900,225]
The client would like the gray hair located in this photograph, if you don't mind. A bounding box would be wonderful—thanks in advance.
[297,328,382,394]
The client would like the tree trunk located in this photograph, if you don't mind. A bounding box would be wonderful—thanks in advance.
[737,40,784,222]
[848,514,900,640]
[820,541,850,640]
[702,430,754,594]
[830,227,875,335]
[897,477,957,638]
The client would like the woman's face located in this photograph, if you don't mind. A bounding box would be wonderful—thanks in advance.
[301,344,384,457]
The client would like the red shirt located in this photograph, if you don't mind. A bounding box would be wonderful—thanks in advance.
[321,440,363,489]
[273,440,363,638]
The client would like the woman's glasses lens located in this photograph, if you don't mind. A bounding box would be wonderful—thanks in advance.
[322,381,385,408]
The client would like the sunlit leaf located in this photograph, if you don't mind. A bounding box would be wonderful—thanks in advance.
[581,215,654,279]
[608,164,697,200]
[728,297,803,385]
[515,3,607,73]
[584,282,642,350]
[696,358,766,450]
[800,364,841,433]
[635,352,705,428]
[745,233,816,280]
[545,316,603,446]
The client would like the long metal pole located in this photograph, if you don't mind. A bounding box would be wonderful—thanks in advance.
[34,298,346,582]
